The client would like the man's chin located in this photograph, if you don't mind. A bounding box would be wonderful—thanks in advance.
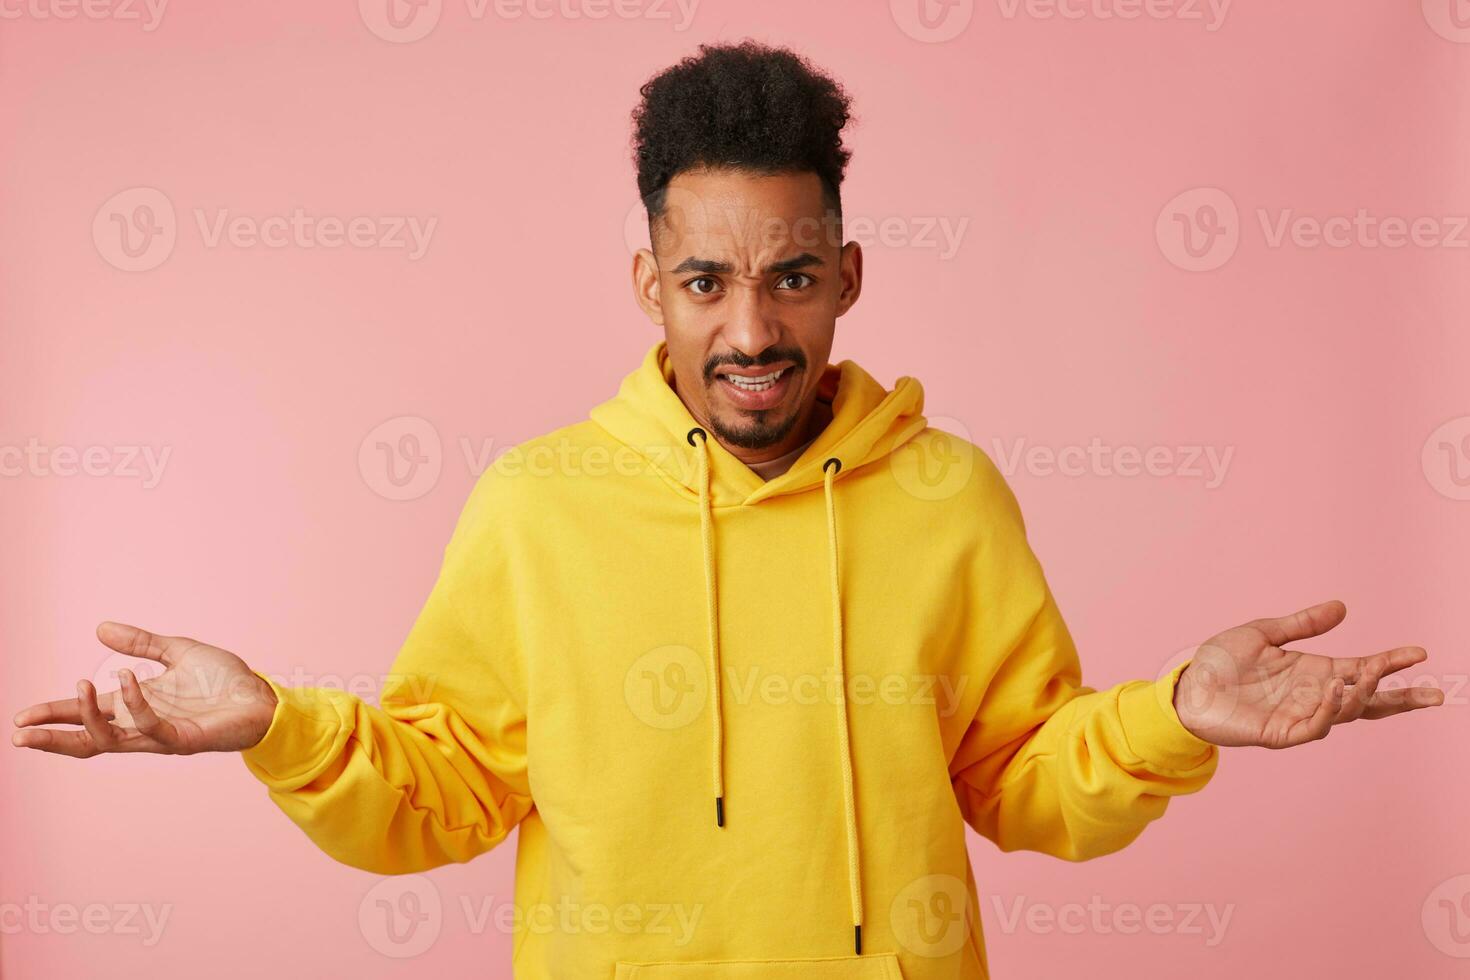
[706,406,802,451]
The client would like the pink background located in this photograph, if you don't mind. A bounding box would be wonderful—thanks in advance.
[3,1,1468,977]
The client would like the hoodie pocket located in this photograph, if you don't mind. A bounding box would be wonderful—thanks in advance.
[613,952,904,979]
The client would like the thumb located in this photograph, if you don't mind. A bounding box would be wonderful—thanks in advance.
[96,622,176,665]
[1246,600,1347,648]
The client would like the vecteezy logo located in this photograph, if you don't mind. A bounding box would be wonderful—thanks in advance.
[890,0,974,42]
[624,645,707,729]
[358,875,442,958]
[1423,873,1470,958]
[93,187,177,272]
[889,415,976,502]
[358,416,443,501]
[359,0,443,43]
[1423,416,1470,501]
[1423,0,1470,43]
[91,651,167,696]
[891,874,970,958]
[1156,187,1240,272]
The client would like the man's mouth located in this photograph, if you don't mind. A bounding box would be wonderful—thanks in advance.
[713,364,797,410]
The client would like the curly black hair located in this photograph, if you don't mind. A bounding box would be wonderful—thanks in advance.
[631,40,854,226]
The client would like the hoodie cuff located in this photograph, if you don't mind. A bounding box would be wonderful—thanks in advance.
[239,673,348,786]
[1116,660,1217,771]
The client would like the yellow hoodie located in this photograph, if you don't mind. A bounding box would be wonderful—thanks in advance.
[242,340,1219,979]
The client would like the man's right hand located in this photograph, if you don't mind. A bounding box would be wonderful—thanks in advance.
[11,622,278,757]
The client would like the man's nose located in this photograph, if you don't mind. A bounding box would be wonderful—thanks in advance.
[719,285,782,359]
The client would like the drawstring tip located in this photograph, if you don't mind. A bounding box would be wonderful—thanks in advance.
[715,797,725,828]
[854,924,862,955]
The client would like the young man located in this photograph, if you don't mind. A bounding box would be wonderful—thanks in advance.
[12,41,1444,979]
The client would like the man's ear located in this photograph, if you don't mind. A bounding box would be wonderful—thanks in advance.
[632,247,665,326]
[835,240,863,317]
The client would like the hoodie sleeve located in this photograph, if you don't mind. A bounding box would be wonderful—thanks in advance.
[948,456,1218,861]
[239,471,532,874]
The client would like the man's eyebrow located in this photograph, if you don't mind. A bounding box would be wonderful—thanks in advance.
[768,252,824,273]
[668,252,826,276]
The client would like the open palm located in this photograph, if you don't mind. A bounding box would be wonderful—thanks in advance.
[11,622,277,757]
[1174,600,1444,749]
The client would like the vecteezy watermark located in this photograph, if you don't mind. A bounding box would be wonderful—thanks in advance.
[624,653,970,730]
[888,415,977,503]
[1422,0,1470,44]
[356,417,747,502]
[723,666,969,717]
[990,436,1235,489]
[357,416,685,502]
[0,897,172,946]
[624,189,971,261]
[624,645,708,730]
[890,874,972,958]
[1422,416,1470,501]
[359,416,444,502]
[357,0,699,44]
[992,0,1230,30]
[1423,873,1470,958]
[460,895,702,947]
[1157,186,1470,271]
[93,187,437,272]
[889,0,975,42]
[988,894,1235,946]
[1155,187,1240,272]
[357,875,702,958]
[360,876,442,958]
[0,0,168,30]
[890,0,1228,42]
[0,439,171,488]
[91,648,441,716]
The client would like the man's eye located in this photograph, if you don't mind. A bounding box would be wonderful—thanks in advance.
[687,277,720,295]
[775,273,813,291]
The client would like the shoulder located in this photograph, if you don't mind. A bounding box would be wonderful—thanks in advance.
[448,419,616,541]
[891,423,1028,533]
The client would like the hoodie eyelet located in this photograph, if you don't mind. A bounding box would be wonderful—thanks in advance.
[823,457,843,474]
[686,427,706,446]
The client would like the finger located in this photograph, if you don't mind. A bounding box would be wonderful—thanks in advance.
[76,680,123,751]
[14,698,82,728]
[14,688,119,728]
[1331,646,1428,683]
[1249,600,1347,648]
[117,669,179,748]
[11,726,167,757]
[1335,659,1384,724]
[12,727,102,758]
[1292,676,1344,744]
[1361,685,1445,720]
[95,622,176,666]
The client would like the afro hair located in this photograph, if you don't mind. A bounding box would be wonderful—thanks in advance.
[631,40,855,224]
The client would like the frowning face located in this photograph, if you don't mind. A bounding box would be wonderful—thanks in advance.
[632,167,863,459]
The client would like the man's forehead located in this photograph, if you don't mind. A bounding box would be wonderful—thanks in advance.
[652,199,841,265]
[655,169,837,242]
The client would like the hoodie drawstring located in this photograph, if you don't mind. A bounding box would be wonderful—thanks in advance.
[688,426,726,828]
[822,456,865,956]
[687,427,865,956]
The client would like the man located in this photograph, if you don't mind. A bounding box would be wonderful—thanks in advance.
[11,41,1444,979]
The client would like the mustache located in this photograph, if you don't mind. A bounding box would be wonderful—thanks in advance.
[703,347,807,383]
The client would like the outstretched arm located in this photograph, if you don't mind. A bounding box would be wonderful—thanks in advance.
[12,473,534,874]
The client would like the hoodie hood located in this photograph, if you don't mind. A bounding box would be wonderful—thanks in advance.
[589,341,928,507]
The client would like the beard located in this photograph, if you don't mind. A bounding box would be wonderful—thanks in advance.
[706,402,804,450]
[702,345,809,450]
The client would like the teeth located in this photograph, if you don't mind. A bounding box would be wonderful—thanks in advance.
[724,368,786,391]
